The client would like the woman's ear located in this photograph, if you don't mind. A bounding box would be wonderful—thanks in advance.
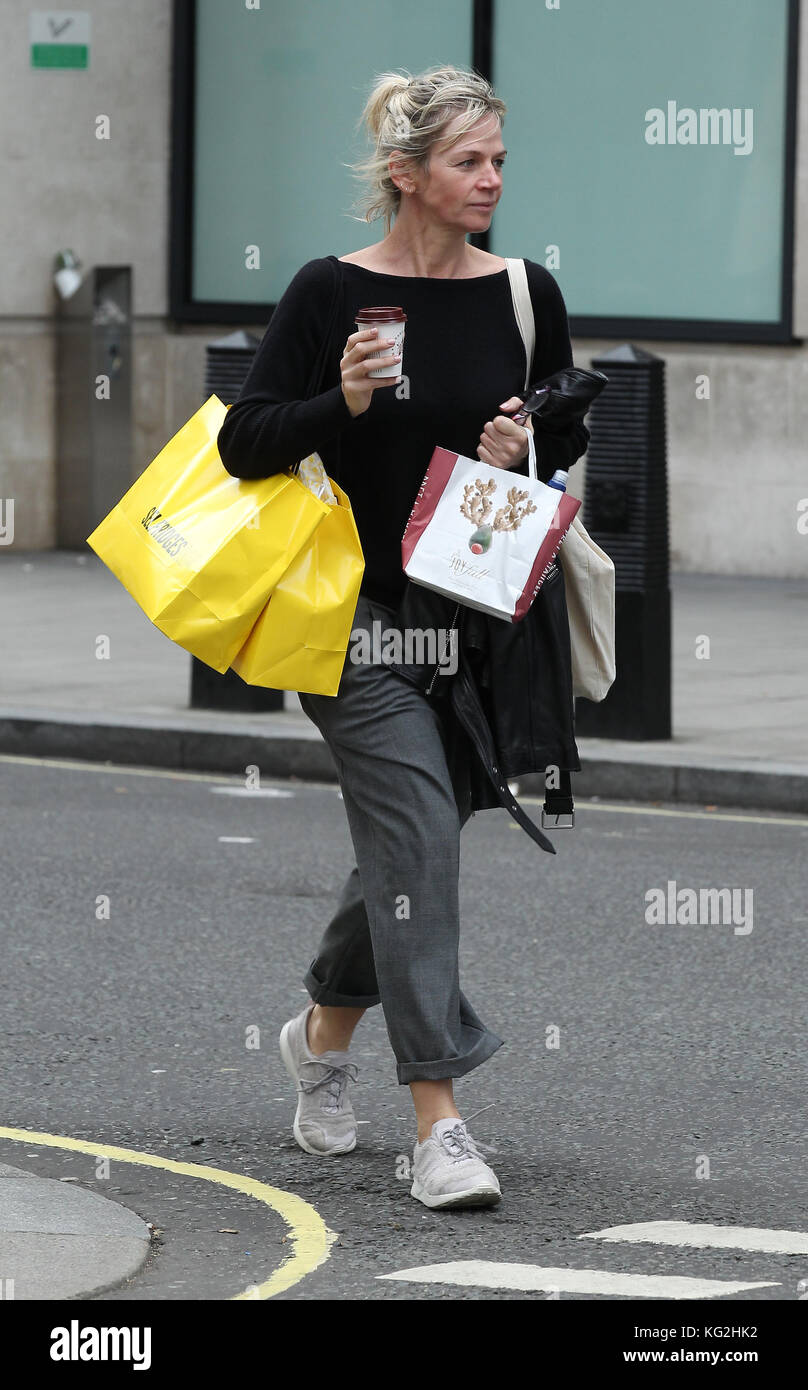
[388,151,416,195]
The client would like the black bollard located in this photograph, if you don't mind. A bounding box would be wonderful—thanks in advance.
[574,344,671,740]
[204,329,261,402]
[189,330,284,712]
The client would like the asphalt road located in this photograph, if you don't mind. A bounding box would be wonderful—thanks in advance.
[1,753,806,1303]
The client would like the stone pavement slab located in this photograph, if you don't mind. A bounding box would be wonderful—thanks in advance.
[0,1160,151,1300]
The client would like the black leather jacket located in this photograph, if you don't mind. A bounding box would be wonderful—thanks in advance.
[388,555,580,856]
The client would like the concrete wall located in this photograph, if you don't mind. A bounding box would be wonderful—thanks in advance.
[0,0,172,548]
[1,0,806,576]
[572,337,808,578]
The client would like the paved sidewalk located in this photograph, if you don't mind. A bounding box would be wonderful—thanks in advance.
[0,1159,151,1299]
[1,550,807,811]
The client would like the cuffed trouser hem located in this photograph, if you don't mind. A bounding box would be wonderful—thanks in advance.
[395,1029,505,1085]
[303,962,381,1009]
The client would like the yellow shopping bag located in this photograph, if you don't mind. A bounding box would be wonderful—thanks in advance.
[86,396,331,672]
[231,476,364,697]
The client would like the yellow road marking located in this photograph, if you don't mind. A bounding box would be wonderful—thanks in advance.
[0,1126,336,1300]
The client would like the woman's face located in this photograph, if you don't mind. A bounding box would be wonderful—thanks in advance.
[409,112,506,233]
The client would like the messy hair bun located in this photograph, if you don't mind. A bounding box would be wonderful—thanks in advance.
[347,65,506,232]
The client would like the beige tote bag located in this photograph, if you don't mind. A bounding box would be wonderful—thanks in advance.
[504,259,616,702]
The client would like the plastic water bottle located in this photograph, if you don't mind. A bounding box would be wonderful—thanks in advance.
[547,469,568,492]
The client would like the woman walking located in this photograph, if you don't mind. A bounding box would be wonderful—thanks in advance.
[217,65,588,1209]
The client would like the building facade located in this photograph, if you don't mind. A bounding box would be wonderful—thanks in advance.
[1,0,806,576]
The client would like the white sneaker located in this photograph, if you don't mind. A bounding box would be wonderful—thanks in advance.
[279,1003,359,1156]
[410,1117,502,1209]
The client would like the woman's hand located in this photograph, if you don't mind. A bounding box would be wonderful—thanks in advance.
[477,396,533,469]
[340,328,402,418]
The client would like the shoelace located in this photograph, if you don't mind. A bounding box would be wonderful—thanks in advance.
[434,1105,498,1160]
[298,1059,358,1113]
[437,1123,483,1163]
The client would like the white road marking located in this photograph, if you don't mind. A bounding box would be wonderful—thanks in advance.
[217,836,256,844]
[5,755,806,827]
[0,754,238,784]
[521,795,808,830]
[210,787,294,798]
[376,1261,777,1298]
[580,1221,808,1255]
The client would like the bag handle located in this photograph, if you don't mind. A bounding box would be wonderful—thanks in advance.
[506,257,537,480]
[504,257,536,392]
[525,422,537,481]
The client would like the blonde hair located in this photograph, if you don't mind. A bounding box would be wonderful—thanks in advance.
[347,65,506,233]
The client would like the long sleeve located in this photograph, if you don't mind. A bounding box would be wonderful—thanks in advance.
[525,261,590,478]
[216,257,355,480]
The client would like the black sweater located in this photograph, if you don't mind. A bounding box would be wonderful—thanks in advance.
[217,256,589,611]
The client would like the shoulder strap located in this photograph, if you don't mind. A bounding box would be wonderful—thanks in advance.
[505,258,536,392]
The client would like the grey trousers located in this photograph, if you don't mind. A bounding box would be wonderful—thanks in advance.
[298,594,504,1085]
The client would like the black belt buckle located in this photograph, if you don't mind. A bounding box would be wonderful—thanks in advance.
[541,808,575,829]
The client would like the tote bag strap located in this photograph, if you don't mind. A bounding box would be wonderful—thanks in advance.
[505,257,535,392]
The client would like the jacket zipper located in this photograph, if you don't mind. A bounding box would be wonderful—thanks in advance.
[425,603,461,695]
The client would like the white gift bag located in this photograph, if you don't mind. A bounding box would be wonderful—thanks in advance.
[402,430,581,622]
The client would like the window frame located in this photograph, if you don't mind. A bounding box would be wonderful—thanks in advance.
[169,0,800,343]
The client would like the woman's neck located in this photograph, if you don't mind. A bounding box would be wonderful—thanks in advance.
[373,211,481,279]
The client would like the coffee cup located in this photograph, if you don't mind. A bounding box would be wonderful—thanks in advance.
[355,306,407,379]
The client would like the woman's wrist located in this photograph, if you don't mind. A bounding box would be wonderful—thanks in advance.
[340,382,362,419]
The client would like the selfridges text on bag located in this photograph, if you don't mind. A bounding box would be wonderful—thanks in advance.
[87,258,358,684]
[86,395,329,672]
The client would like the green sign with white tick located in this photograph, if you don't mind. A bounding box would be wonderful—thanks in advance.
[30,11,90,69]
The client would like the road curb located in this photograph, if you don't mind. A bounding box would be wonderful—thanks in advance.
[0,1160,151,1301]
[0,712,335,781]
[2,712,807,813]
